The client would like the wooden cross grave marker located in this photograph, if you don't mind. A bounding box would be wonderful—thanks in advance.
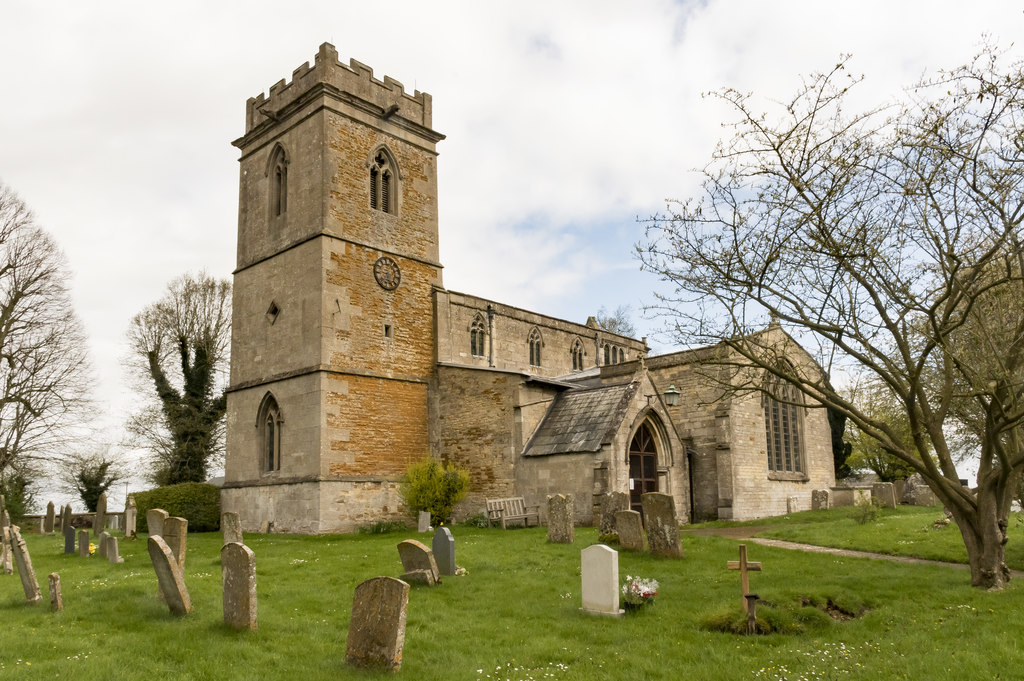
[727,544,762,614]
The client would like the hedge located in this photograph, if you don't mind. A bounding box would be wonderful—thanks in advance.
[133,483,221,533]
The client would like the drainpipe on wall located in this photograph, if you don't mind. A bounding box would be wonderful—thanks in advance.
[487,304,495,368]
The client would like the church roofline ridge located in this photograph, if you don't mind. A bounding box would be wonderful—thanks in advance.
[243,42,438,135]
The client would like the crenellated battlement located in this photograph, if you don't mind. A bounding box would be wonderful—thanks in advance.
[241,42,435,138]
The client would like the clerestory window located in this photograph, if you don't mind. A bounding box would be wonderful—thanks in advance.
[470,314,487,358]
[571,338,584,371]
[528,327,543,367]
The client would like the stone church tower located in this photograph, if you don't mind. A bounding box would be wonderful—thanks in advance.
[221,43,445,533]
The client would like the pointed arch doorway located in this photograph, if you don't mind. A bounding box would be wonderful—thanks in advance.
[628,420,659,514]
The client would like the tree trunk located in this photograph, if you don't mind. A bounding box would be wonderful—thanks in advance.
[949,488,1011,589]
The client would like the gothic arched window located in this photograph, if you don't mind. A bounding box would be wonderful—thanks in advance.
[470,314,487,358]
[267,144,288,218]
[528,327,543,367]
[258,393,283,473]
[369,148,398,215]
[763,367,803,474]
[571,338,584,371]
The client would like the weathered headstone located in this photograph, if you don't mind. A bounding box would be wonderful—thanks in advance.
[221,542,257,630]
[811,489,831,510]
[1,526,13,574]
[44,501,55,534]
[63,525,76,554]
[106,536,124,564]
[641,493,683,558]
[147,535,193,616]
[48,573,63,612]
[163,517,188,572]
[727,544,763,614]
[97,530,111,560]
[124,496,137,538]
[60,504,72,535]
[901,473,940,506]
[259,520,271,534]
[580,544,623,617]
[598,491,630,537]
[147,508,169,537]
[397,539,440,586]
[547,494,574,544]
[872,482,897,508]
[94,493,107,536]
[1,509,10,530]
[345,576,409,671]
[614,510,645,551]
[431,527,455,577]
[417,511,431,533]
[106,515,120,531]
[39,515,45,533]
[222,511,243,545]
[78,530,90,557]
[9,526,41,604]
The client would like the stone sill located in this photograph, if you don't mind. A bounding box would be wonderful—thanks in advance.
[767,472,809,483]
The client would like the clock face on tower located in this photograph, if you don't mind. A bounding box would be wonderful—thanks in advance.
[373,256,401,290]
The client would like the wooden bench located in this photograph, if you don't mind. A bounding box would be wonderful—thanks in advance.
[486,497,540,529]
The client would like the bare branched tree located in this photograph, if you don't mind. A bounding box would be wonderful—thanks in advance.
[0,182,91,477]
[595,305,638,338]
[56,447,127,512]
[640,46,1024,588]
[126,272,230,485]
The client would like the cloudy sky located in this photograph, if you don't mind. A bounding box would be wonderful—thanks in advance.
[2,0,1020,502]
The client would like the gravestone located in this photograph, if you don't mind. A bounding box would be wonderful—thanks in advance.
[106,536,124,564]
[786,496,800,514]
[78,530,90,557]
[641,493,683,558]
[811,489,831,510]
[163,517,188,572]
[147,535,193,616]
[107,515,120,531]
[94,493,107,536]
[598,492,630,537]
[147,508,169,537]
[44,501,55,534]
[417,511,431,533]
[547,494,574,544]
[222,511,243,545]
[1,509,9,529]
[9,526,42,604]
[345,576,409,671]
[396,539,440,586]
[872,482,897,508]
[614,510,645,551]
[97,531,111,560]
[39,516,45,533]
[63,525,76,554]
[580,544,623,617]
[60,504,72,535]
[48,573,63,612]
[222,542,257,630]
[1,526,12,574]
[901,474,940,506]
[431,527,455,576]
[124,496,137,538]
[259,520,271,534]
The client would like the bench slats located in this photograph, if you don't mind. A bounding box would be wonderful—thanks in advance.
[485,497,539,529]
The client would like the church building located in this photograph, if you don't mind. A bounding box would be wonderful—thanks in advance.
[220,44,836,533]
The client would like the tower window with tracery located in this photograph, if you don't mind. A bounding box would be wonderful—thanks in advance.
[370,150,396,214]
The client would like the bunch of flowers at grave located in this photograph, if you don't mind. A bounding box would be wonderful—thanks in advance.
[621,575,658,607]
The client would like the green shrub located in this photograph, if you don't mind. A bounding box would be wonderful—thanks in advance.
[462,512,490,529]
[400,458,470,526]
[0,472,35,525]
[134,482,221,533]
[853,495,884,524]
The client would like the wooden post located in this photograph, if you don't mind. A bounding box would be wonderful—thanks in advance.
[727,544,763,614]
[745,594,759,634]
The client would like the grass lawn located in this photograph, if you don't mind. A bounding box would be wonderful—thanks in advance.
[0,518,1021,680]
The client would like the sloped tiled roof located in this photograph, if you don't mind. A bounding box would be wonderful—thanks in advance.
[523,381,639,457]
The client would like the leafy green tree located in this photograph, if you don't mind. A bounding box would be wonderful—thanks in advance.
[639,46,1024,588]
[843,381,921,482]
[127,272,230,484]
[400,458,470,525]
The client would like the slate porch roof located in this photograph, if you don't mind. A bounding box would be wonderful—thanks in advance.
[522,380,639,457]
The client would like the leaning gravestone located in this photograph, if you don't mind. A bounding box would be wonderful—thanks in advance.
[147,508,169,538]
[598,492,630,537]
[9,526,41,604]
[94,493,107,536]
[642,493,683,558]
[78,530,90,557]
[417,511,431,533]
[811,489,831,511]
[614,510,645,551]
[163,517,188,572]
[396,539,440,586]
[44,501,55,534]
[345,576,410,671]
[147,535,192,616]
[222,542,257,630]
[580,544,623,617]
[222,511,243,545]
[124,496,137,538]
[63,525,76,554]
[547,494,574,544]
[431,527,455,577]
[1,526,13,574]
[872,482,897,509]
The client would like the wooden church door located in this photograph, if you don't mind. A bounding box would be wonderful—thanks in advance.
[628,422,658,514]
